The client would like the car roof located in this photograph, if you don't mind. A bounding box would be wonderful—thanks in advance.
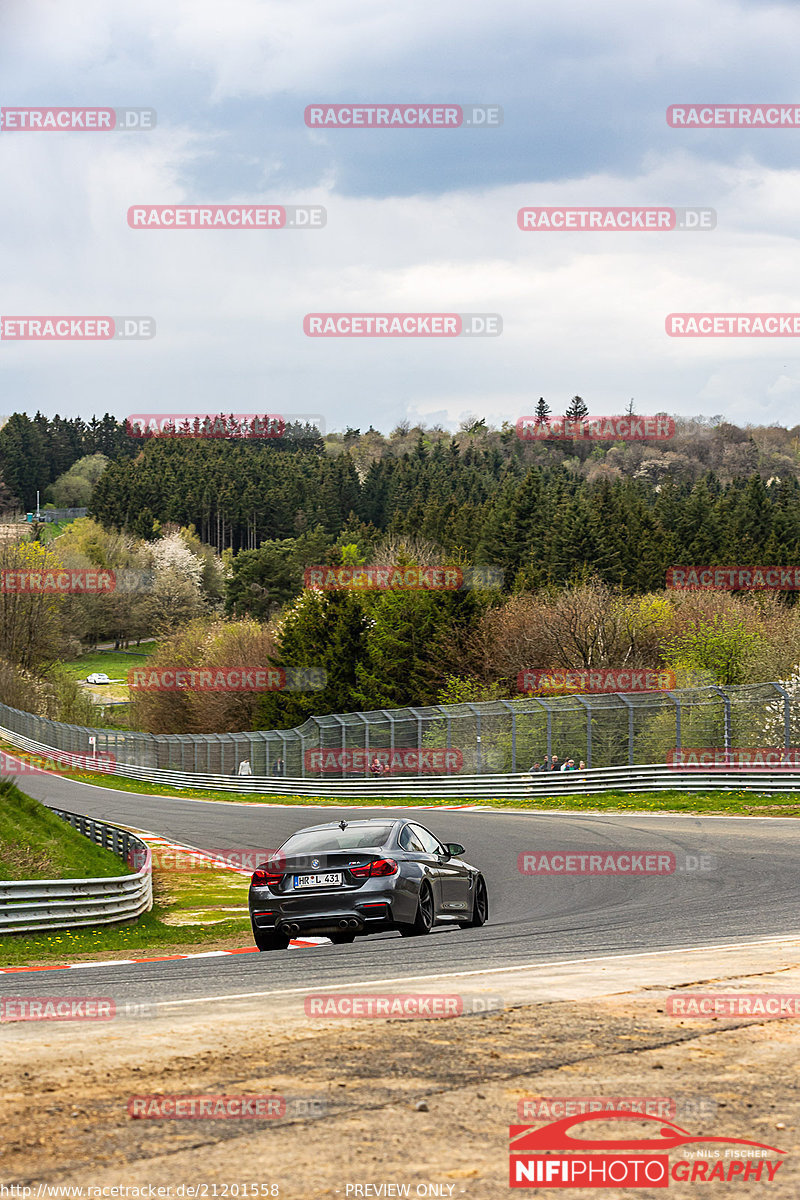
[292,818,405,834]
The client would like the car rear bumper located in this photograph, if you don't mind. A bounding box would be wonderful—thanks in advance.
[249,883,399,935]
[251,907,393,937]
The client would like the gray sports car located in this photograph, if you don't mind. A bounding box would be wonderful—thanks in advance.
[248,817,488,950]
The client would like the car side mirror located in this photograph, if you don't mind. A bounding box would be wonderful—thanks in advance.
[445,843,465,857]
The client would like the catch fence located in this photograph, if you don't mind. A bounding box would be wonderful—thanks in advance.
[0,681,795,779]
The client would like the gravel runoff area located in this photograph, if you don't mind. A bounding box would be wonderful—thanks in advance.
[1,939,800,1197]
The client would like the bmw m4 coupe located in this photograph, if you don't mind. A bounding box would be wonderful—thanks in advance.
[249,817,488,950]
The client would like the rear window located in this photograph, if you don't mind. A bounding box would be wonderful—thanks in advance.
[279,825,394,854]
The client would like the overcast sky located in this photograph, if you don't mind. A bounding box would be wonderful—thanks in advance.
[2,0,800,433]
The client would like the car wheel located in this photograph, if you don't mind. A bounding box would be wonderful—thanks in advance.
[466,874,488,927]
[398,881,435,937]
[329,932,356,944]
[252,923,290,951]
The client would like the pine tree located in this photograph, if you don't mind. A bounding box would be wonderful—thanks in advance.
[565,395,589,421]
[534,397,551,425]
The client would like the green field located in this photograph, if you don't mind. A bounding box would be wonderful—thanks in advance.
[59,642,157,703]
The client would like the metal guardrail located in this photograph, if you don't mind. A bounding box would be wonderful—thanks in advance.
[2,721,800,799]
[0,809,152,935]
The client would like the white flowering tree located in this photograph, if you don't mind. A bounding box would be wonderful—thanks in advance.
[143,532,206,636]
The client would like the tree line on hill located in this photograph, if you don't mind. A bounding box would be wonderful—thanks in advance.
[87,439,800,595]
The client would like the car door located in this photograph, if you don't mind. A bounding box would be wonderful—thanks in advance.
[409,823,470,915]
[398,822,444,911]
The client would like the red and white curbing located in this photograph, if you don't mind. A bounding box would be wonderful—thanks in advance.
[0,947,271,973]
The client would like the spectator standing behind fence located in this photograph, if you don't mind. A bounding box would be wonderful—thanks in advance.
[237,759,253,776]
[271,757,285,777]
[549,755,560,771]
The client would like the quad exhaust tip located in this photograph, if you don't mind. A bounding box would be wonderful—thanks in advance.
[281,918,361,935]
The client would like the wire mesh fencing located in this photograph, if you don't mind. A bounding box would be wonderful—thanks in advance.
[0,681,796,779]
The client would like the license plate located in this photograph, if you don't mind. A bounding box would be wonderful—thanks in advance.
[294,872,342,889]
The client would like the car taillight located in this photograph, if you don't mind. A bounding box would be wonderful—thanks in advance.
[350,858,398,879]
[251,869,283,888]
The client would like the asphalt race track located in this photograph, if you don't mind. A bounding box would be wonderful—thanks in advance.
[6,772,800,1007]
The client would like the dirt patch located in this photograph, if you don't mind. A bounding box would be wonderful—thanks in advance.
[2,965,799,1197]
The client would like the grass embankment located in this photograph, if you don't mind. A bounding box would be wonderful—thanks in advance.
[0,782,252,966]
[0,780,130,881]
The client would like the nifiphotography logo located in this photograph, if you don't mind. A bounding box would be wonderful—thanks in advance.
[509,1111,785,1187]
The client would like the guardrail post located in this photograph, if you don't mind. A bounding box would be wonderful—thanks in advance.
[574,695,591,768]
[711,686,732,753]
[466,704,483,773]
[331,714,346,779]
[381,710,396,756]
[664,691,681,756]
[531,698,553,763]
[408,708,425,765]
[617,694,635,765]
[499,700,516,773]
[278,730,289,778]
[356,712,370,776]
[771,682,791,750]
